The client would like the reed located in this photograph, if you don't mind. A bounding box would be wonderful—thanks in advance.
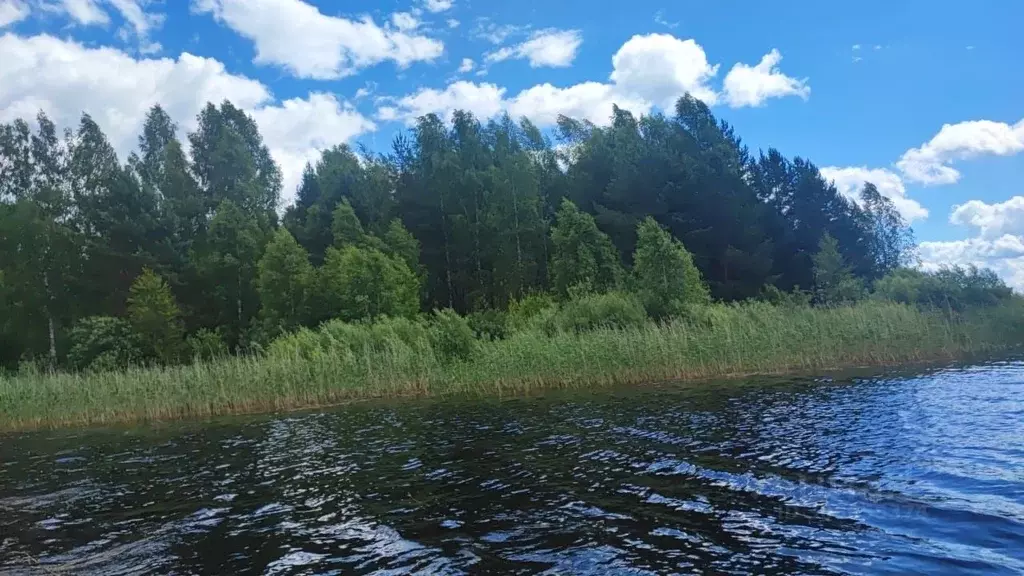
[1,300,1020,431]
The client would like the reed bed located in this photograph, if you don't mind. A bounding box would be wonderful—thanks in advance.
[1,301,1019,432]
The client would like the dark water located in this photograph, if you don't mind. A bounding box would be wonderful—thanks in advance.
[3,363,1024,575]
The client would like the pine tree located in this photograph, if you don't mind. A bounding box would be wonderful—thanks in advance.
[127,268,184,364]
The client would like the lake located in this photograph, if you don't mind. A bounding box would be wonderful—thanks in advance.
[2,361,1024,574]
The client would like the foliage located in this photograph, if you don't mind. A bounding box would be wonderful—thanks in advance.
[873,266,1013,312]
[632,217,709,318]
[186,329,229,361]
[546,292,647,334]
[550,199,623,297]
[67,316,142,372]
[319,246,420,323]
[127,269,184,364]
[257,228,314,333]
[467,309,509,341]
[813,233,865,305]
[429,309,477,363]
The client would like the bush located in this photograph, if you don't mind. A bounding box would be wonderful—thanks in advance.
[67,316,142,372]
[546,292,647,334]
[267,316,434,362]
[632,217,709,318]
[873,266,1014,312]
[467,309,508,341]
[429,309,476,363]
[319,245,420,323]
[507,293,558,333]
[186,329,229,361]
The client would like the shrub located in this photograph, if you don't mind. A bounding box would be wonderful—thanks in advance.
[546,292,647,334]
[67,316,142,372]
[873,266,1014,312]
[507,293,558,333]
[186,329,229,361]
[429,309,476,363]
[467,309,509,341]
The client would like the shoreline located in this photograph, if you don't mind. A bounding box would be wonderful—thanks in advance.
[2,301,1019,433]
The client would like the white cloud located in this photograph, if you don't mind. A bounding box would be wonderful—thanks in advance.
[0,0,29,28]
[193,0,444,79]
[35,0,164,52]
[485,28,582,68]
[43,0,108,25]
[380,80,505,123]
[446,18,458,28]
[422,0,452,13]
[250,93,375,201]
[819,165,928,222]
[0,33,375,205]
[107,0,164,53]
[609,33,718,109]
[390,11,418,32]
[950,196,1024,239]
[852,44,861,50]
[472,19,527,45]
[896,118,1024,185]
[383,33,725,126]
[654,10,678,29]
[722,49,809,108]
[457,57,474,73]
[919,235,1024,291]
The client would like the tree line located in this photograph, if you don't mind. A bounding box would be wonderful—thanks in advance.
[0,94,929,371]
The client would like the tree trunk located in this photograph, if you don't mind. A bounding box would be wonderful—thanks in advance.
[43,270,57,368]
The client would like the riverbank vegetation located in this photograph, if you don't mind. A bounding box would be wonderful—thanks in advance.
[2,94,1022,429]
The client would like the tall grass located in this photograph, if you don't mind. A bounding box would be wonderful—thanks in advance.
[1,300,1021,431]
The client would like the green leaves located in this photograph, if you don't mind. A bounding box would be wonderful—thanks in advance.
[257,228,314,334]
[319,246,420,323]
[550,199,622,298]
[128,269,184,364]
[632,217,709,318]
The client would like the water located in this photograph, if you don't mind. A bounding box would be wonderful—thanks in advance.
[2,362,1024,575]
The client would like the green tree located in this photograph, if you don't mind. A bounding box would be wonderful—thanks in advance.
[128,268,184,364]
[67,316,142,372]
[331,198,366,248]
[257,228,314,333]
[190,200,267,348]
[319,246,420,322]
[382,218,421,273]
[549,199,622,297]
[813,233,864,305]
[632,217,709,317]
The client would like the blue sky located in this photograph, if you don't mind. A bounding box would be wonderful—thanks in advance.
[1,0,1023,286]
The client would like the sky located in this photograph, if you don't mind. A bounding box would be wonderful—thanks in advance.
[1,0,1023,287]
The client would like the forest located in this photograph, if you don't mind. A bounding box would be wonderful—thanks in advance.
[0,94,1015,375]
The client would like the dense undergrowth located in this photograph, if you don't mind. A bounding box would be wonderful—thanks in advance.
[3,297,1022,431]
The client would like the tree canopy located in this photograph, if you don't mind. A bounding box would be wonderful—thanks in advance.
[0,94,931,371]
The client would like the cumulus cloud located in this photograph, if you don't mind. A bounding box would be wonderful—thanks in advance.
[609,33,718,109]
[390,11,418,32]
[950,196,1024,239]
[897,118,1024,185]
[919,235,1024,291]
[422,0,452,13]
[192,0,444,79]
[383,33,725,127]
[42,0,108,25]
[0,33,375,204]
[457,57,474,73]
[819,165,928,222]
[0,0,30,28]
[485,28,582,68]
[722,49,809,108]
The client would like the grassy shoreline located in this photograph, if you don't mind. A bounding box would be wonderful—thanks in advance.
[2,301,1021,432]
